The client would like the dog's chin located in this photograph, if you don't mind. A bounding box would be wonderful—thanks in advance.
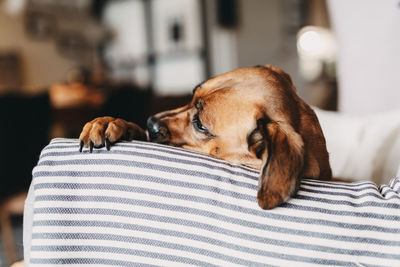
[148,133,187,148]
[146,129,171,145]
[148,135,169,145]
[150,138,171,145]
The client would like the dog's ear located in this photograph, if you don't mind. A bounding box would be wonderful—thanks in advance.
[264,64,294,88]
[249,119,304,209]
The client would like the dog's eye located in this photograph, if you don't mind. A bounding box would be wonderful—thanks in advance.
[193,113,209,134]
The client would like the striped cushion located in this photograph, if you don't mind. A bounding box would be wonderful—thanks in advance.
[25,138,400,266]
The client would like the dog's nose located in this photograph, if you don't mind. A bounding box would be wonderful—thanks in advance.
[147,116,161,140]
[147,116,170,143]
[147,116,171,143]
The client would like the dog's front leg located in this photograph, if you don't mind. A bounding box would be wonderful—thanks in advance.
[79,116,147,152]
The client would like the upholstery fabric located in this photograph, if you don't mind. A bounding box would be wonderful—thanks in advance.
[24,138,400,266]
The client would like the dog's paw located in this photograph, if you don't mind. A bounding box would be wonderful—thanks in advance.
[78,116,147,152]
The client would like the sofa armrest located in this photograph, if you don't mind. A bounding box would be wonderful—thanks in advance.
[24,138,400,266]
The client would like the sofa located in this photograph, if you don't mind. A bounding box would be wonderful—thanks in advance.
[23,137,400,266]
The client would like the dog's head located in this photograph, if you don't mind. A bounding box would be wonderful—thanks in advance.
[147,65,331,209]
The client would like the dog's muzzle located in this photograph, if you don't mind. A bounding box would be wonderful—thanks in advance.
[147,116,170,143]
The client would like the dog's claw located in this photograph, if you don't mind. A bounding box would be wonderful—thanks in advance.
[89,141,94,153]
[105,138,111,151]
[79,141,84,152]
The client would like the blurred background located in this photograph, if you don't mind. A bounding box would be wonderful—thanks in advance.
[0,0,399,265]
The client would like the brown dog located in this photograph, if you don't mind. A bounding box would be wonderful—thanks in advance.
[79,65,332,209]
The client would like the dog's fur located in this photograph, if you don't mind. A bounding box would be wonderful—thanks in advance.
[79,65,332,209]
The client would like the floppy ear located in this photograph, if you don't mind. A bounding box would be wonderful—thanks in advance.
[251,119,304,209]
[264,64,294,88]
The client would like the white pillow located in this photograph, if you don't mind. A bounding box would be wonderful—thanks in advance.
[314,108,400,183]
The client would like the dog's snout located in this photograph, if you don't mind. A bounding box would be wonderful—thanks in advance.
[147,116,160,137]
[147,116,170,143]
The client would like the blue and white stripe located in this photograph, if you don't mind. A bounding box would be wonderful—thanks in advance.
[25,138,400,266]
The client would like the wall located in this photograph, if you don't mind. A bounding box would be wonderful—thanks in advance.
[0,6,76,92]
[206,0,307,99]
[0,0,307,97]
[104,0,205,95]
[236,0,282,67]
[328,0,400,115]
[104,0,306,97]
